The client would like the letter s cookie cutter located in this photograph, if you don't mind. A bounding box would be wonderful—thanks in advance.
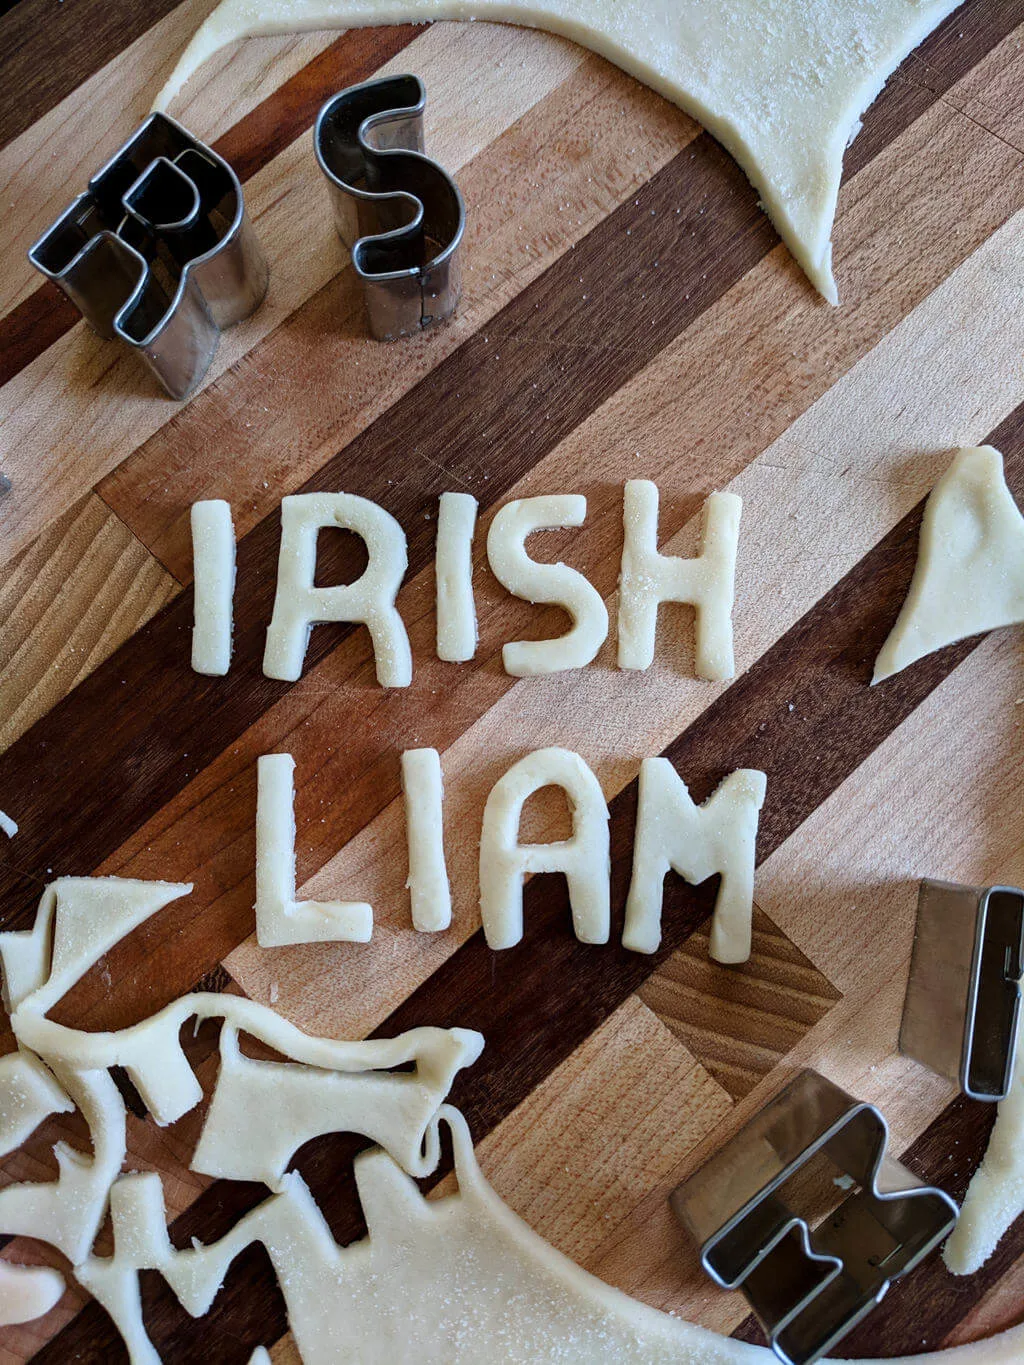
[314,74,465,341]
[29,112,268,399]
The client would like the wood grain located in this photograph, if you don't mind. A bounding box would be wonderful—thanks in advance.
[3,2,1024,1361]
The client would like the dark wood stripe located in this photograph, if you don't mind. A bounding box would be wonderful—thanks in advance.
[32,401,1024,1363]
[0,25,418,383]
[0,0,180,151]
[2,0,1015,945]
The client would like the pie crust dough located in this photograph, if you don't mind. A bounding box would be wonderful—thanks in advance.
[0,1259,66,1327]
[0,1050,73,1158]
[264,492,412,686]
[402,748,453,932]
[0,809,17,839]
[436,492,479,663]
[619,480,741,682]
[479,746,609,949]
[873,447,1024,683]
[487,495,608,676]
[256,752,374,946]
[155,0,964,303]
[191,499,236,676]
[943,1041,1024,1277]
[623,759,766,964]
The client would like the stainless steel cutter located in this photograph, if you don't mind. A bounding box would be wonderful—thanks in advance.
[670,1069,958,1365]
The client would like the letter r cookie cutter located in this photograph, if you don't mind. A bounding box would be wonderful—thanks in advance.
[28,113,268,399]
[314,74,465,341]
[670,1069,958,1365]
[900,879,1023,1101]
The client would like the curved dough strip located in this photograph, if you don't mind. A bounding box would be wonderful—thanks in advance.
[155,0,963,302]
[873,447,1024,683]
[77,1106,1024,1365]
[0,1050,73,1158]
[944,1041,1024,1276]
[0,1260,66,1328]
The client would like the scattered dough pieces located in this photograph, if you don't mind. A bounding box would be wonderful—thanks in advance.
[874,446,1024,683]
[0,877,191,1015]
[436,491,479,663]
[191,1020,481,1187]
[944,1042,1024,1276]
[0,808,16,838]
[479,746,609,949]
[155,0,963,302]
[487,495,608,676]
[402,748,453,932]
[0,1260,66,1328]
[623,759,766,964]
[256,752,374,946]
[191,499,236,676]
[619,480,741,681]
[73,1104,1024,1365]
[0,1051,73,1158]
[264,492,412,686]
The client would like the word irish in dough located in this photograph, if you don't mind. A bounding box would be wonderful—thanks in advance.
[191,481,742,685]
[255,746,766,965]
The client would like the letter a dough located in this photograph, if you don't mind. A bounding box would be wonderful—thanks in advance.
[874,447,1024,683]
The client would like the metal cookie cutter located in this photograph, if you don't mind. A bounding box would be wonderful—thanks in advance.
[314,74,465,341]
[900,879,1023,1101]
[28,113,268,399]
[670,1069,958,1365]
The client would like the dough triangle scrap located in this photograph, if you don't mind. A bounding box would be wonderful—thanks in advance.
[873,446,1024,683]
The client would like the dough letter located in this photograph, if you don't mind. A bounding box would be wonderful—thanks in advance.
[435,492,478,662]
[487,495,608,675]
[402,749,452,932]
[618,480,741,681]
[191,499,236,676]
[623,759,766,964]
[263,492,412,686]
[479,747,609,949]
[255,753,373,946]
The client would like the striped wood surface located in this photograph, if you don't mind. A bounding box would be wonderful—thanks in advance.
[2,1,1024,1360]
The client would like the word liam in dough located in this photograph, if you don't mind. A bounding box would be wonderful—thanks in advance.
[624,759,766,964]
[191,498,236,676]
[486,495,609,676]
[619,480,741,682]
[256,752,373,946]
[264,492,413,686]
[944,1042,1024,1277]
[156,0,964,303]
[873,446,1024,683]
[479,746,610,949]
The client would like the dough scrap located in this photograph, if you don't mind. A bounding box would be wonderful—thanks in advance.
[873,447,1024,683]
[155,0,964,303]
[264,492,412,686]
[0,808,16,838]
[191,1020,481,1186]
[256,752,374,947]
[73,1104,1024,1365]
[0,1050,73,1158]
[619,480,741,681]
[436,492,479,663]
[0,877,191,1015]
[943,1040,1024,1277]
[623,759,766,964]
[191,499,236,676]
[487,495,608,676]
[0,1260,66,1328]
[479,746,609,949]
[402,748,453,932]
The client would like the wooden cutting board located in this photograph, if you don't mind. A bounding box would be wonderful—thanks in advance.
[2,1,1024,1360]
